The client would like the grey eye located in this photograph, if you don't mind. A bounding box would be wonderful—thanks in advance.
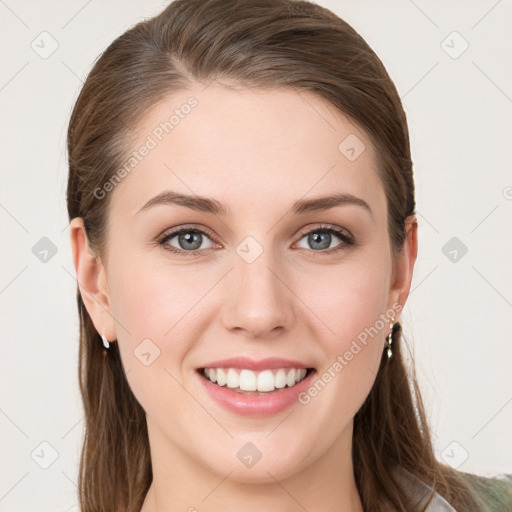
[163,230,214,251]
[296,229,343,251]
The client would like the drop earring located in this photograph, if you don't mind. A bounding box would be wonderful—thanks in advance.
[101,328,110,349]
[385,317,397,359]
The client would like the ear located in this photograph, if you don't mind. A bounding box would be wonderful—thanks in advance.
[387,215,418,318]
[69,217,117,342]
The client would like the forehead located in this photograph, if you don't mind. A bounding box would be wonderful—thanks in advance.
[110,82,386,219]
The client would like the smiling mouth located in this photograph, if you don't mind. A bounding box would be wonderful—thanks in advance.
[197,367,316,394]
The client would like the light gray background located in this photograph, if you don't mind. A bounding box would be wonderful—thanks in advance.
[1,1,511,510]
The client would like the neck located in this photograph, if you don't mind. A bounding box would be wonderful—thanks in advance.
[140,420,364,512]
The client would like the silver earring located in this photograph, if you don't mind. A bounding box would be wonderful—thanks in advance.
[385,317,395,359]
[101,328,110,349]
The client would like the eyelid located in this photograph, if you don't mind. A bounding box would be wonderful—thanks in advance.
[296,223,352,241]
[157,224,220,249]
[157,223,217,241]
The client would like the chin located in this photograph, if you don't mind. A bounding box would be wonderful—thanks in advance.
[215,460,305,485]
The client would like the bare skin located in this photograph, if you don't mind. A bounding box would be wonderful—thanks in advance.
[70,82,417,512]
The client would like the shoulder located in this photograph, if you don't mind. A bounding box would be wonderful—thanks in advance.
[394,467,512,512]
[393,467,456,511]
[457,470,512,512]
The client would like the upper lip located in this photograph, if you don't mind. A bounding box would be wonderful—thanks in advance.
[199,357,313,371]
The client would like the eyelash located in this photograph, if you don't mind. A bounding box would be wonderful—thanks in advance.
[157,224,354,257]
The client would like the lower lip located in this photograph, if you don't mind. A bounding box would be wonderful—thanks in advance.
[196,369,316,417]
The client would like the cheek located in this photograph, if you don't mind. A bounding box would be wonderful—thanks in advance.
[106,253,205,417]
[297,256,390,398]
[301,254,390,341]
[107,248,211,342]
[106,250,222,409]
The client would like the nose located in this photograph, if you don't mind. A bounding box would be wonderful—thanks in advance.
[221,247,295,339]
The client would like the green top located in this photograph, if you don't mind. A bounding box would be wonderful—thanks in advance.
[397,467,512,511]
[461,471,512,512]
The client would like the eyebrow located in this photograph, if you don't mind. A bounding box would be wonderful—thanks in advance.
[137,190,373,219]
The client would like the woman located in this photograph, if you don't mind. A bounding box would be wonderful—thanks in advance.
[66,0,512,510]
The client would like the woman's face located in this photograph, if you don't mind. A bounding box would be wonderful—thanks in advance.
[73,83,416,484]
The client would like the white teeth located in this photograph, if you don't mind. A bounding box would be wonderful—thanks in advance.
[202,367,308,392]
[257,370,274,392]
[216,368,227,386]
[274,369,287,389]
[239,369,257,391]
[226,368,239,388]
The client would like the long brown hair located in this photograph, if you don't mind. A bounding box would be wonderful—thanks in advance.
[66,1,495,510]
